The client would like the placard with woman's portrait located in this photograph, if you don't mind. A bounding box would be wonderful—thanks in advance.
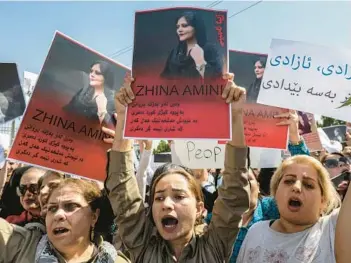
[9,32,129,181]
[126,7,230,140]
[229,50,289,149]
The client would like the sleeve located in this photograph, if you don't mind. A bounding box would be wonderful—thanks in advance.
[206,144,250,262]
[104,150,152,261]
[288,138,310,156]
[136,149,153,200]
[0,218,27,262]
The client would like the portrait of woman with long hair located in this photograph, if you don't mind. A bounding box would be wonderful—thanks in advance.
[63,60,116,127]
[246,57,266,103]
[161,11,223,80]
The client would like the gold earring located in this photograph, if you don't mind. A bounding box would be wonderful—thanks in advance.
[90,227,95,241]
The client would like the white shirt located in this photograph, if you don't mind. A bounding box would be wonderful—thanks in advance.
[237,209,339,263]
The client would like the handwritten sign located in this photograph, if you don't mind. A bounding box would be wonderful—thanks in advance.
[9,32,129,181]
[172,140,282,169]
[125,8,230,140]
[229,50,289,149]
[258,39,351,122]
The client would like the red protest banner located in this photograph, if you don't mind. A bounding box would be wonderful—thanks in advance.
[125,7,230,140]
[229,50,288,149]
[9,32,129,181]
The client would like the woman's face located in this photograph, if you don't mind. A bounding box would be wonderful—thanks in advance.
[254,61,265,79]
[176,17,195,42]
[152,173,203,244]
[39,174,63,217]
[89,64,104,88]
[323,154,350,179]
[19,171,41,216]
[46,186,99,254]
[275,163,325,226]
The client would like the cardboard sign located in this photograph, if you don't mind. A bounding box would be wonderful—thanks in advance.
[172,140,282,169]
[0,63,26,124]
[9,32,129,181]
[125,7,230,140]
[229,50,288,149]
[258,39,351,122]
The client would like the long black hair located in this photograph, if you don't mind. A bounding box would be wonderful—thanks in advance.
[254,57,267,79]
[74,60,115,110]
[175,11,207,55]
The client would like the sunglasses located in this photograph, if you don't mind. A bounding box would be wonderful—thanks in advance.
[323,157,350,169]
[17,184,39,196]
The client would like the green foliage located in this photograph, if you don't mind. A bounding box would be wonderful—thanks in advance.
[153,140,171,154]
[317,116,345,128]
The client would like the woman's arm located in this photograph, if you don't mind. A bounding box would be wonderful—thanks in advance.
[275,110,310,156]
[335,183,351,262]
[0,218,38,262]
[207,75,250,261]
[104,76,151,260]
[135,140,153,201]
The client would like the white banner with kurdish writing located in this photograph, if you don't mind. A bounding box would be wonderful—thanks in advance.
[257,39,351,122]
[172,140,282,169]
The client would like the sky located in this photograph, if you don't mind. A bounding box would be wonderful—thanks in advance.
[1,0,351,129]
[1,0,350,76]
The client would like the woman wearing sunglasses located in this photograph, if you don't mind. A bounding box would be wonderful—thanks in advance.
[321,153,350,179]
[5,167,45,227]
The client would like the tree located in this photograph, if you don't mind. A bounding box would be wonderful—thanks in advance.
[317,116,345,128]
[153,140,171,154]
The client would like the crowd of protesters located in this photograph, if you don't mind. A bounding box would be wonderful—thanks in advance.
[0,73,350,263]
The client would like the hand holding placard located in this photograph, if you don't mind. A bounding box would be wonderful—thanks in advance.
[222,73,247,147]
[275,110,300,144]
[113,74,135,152]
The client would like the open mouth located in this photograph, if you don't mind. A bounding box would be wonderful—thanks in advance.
[288,197,302,211]
[53,227,69,236]
[161,216,178,232]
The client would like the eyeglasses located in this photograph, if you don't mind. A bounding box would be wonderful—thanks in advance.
[323,157,350,169]
[17,184,39,196]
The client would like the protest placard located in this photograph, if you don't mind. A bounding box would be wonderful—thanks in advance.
[297,111,322,152]
[229,50,288,149]
[257,39,351,122]
[9,32,129,181]
[172,140,282,169]
[125,7,230,140]
[23,71,38,103]
[323,125,347,143]
[0,63,26,124]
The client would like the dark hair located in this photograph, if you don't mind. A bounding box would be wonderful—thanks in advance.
[147,163,204,225]
[90,60,114,90]
[176,11,207,54]
[78,60,115,108]
[255,57,267,68]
